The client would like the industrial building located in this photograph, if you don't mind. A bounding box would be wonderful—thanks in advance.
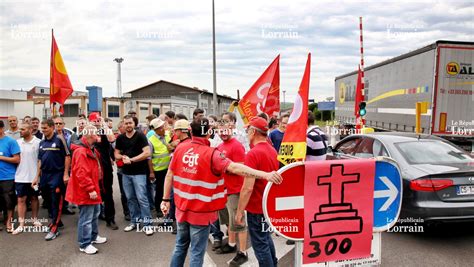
[1,80,236,129]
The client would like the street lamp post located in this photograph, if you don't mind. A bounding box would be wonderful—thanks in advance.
[114,57,124,98]
[282,90,286,115]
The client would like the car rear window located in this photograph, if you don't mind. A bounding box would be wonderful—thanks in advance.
[395,141,473,165]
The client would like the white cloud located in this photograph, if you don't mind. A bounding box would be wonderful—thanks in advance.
[0,0,472,102]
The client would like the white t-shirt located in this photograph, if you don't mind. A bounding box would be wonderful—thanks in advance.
[15,137,41,183]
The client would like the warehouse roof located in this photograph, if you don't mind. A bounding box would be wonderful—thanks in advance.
[126,80,236,100]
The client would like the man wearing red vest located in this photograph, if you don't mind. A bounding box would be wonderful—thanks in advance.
[161,117,282,267]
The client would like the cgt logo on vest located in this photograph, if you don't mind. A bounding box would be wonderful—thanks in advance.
[183,148,199,167]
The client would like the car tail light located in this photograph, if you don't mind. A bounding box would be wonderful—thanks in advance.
[410,179,453,192]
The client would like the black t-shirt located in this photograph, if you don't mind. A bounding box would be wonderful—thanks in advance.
[115,131,149,175]
[34,131,44,140]
[95,134,113,172]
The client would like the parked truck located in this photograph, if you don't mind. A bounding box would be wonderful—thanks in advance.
[335,40,474,152]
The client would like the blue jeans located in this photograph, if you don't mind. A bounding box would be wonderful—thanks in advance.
[78,204,100,249]
[210,218,224,241]
[122,174,152,226]
[247,212,278,267]
[146,175,155,210]
[170,221,211,267]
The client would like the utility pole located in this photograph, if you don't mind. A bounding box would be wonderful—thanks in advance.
[114,57,124,97]
[212,0,218,114]
[282,90,286,115]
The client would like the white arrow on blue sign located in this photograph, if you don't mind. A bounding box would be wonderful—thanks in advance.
[373,159,403,232]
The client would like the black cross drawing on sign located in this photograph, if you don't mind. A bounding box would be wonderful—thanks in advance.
[318,164,360,204]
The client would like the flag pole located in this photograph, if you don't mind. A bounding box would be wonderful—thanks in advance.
[50,28,55,117]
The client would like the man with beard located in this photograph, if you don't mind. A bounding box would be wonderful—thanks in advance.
[12,122,41,235]
[115,115,153,236]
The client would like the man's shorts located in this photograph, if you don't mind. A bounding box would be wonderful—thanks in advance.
[226,193,247,232]
[0,180,17,210]
[15,182,39,197]
[218,206,229,225]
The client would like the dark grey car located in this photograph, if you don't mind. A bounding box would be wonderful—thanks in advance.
[331,132,474,223]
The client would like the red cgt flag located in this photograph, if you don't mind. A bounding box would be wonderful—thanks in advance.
[278,53,311,165]
[238,55,280,123]
[50,31,73,114]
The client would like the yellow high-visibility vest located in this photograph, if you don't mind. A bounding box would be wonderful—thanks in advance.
[149,134,171,171]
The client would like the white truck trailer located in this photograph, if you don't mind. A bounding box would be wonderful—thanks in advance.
[335,40,473,151]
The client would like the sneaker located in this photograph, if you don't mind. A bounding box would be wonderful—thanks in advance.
[212,240,222,251]
[45,231,60,241]
[106,222,119,230]
[124,214,131,221]
[215,243,237,254]
[229,251,249,266]
[124,224,136,232]
[92,235,107,244]
[144,226,154,236]
[79,244,98,255]
[12,226,24,235]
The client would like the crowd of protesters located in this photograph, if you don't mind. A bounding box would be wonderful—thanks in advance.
[0,109,327,266]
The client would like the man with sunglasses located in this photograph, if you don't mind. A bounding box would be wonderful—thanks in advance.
[52,115,75,216]
[52,116,73,147]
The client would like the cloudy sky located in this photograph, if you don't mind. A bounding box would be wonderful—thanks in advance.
[0,0,472,102]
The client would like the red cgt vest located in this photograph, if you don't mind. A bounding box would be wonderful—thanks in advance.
[173,141,227,213]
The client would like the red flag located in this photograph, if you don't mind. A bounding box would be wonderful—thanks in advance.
[50,31,73,114]
[238,55,280,123]
[278,53,311,165]
[354,65,364,116]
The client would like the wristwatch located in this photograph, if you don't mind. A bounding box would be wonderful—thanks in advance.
[162,199,171,202]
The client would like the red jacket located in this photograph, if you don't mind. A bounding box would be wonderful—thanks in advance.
[66,137,103,205]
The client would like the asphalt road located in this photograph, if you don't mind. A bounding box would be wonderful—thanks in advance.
[1,174,474,267]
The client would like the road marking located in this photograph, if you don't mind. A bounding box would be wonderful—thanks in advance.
[276,196,304,211]
[203,252,217,267]
[374,176,398,211]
